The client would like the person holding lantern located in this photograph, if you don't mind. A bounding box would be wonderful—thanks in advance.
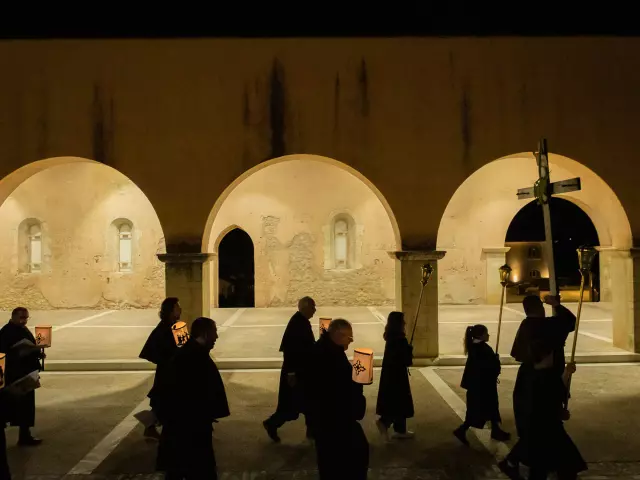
[375,311,415,441]
[0,307,44,446]
[263,296,317,442]
[139,297,182,442]
[157,316,229,479]
[305,318,369,480]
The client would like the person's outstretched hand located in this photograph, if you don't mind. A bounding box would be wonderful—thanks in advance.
[544,294,561,307]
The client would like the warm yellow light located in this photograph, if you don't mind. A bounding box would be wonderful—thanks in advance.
[35,325,52,348]
[319,317,331,334]
[352,348,374,385]
[172,321,190,347]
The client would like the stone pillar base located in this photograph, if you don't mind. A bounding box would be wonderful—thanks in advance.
[390,250,446,358]
[158,253,213,327]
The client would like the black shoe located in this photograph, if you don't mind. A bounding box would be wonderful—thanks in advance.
[491,428,511,442]
[18,436,42,447]
[453,426,469,446]
[263,420,281,443]
[497,459,524,480]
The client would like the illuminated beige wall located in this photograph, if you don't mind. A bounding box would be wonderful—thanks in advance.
[207,159,396,307]
[505,242,548,284]
[0,163,165,309]
[436,153,631,304]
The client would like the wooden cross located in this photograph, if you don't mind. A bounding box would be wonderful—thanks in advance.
[516,139,582,298]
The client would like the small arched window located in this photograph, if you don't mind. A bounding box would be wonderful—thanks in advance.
[528,247,541,259]
[530,269,541,279]
[118,222,133,272]
[28,223,42,272]
[334,219,349,269]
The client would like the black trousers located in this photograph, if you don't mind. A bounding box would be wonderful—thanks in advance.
[265,411,312,432]
[162,426,217,480]
[0,428,11,480]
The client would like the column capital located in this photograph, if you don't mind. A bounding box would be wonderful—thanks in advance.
[389,250,446,262]
[595,247,640,258]
[482,247,511,254]
[157,253,214,264]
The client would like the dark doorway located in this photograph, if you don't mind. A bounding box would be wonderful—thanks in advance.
[505,197,600,301]
[218,228,255,308]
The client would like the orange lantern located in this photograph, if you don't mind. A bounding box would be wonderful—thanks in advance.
[352,348,374,385]
[172,321,190,347]
[319,317,332,335]
[35,325,52,348]
[0,353,5,390]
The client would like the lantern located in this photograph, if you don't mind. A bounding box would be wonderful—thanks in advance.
[35,325,52,348]
[0,353,5,390]
[577,246,598,275]
[421,263,434,286]
[172,321,190,347]
[499,264,512,286]
[352,348,374,385]
[319,317,331,335]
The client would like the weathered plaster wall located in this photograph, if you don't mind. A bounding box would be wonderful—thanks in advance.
[0,163,165,309]
[208,159,396,307]
[1,38,640,254]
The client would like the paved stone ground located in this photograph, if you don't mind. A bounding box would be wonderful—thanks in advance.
[0,303,622,368]
[5,362,640,479]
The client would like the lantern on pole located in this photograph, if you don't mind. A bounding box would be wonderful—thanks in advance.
[319,317,331,335]
[566,246,598,404]
[352,348,374,385]
[0,352,6,390]
[494,264,512,354]
[35,325,52,370]
[409,263,435,345]
[172,321,190,347]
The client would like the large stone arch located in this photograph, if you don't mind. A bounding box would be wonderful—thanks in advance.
[436,152,636,351]
[0,156,167,309]
[202,154,402,309]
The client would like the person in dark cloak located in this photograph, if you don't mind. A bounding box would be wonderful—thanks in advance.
[511,334,586,480]
[453,324,510,446]
[139,297,182,441]
[375,311,414,440]
[498,294,576,480]
[305,318,369,480]
[263,296,316,442]
[0,307,44,446]
[0,361,12,479]
[158,317,229,480]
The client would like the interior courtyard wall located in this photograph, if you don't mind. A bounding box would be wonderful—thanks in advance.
[0,163,165,309]
[208,160,396,307]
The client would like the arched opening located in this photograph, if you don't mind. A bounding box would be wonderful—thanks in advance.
[203,154,400,309]
[436,152,634,353]
[218,228,255,308]
[505,197,600,303]
[0,157,166,310]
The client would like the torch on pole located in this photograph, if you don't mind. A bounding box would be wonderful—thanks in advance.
[495,264,512,356]
[566,246,598,406]
[409,263,435,346]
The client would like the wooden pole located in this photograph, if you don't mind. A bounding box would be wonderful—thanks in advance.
[495,283,507,354]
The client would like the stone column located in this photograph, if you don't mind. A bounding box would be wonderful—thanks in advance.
[597,247,640,353]
[390,250,446,359]
[482,247,511,304]
[158,253,213,328]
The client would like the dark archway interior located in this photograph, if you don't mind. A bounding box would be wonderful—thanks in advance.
[218,228,255,308]
[506,197,600,298]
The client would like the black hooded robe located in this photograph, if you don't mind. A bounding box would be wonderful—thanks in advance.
[159,339,230,478]
[376,336,414,420]
[305,335,369,480]
[510,304,576,438]
[0,321,42,427]
[139,319,178,414]
[460,341,501,428]
[274,312,315,421]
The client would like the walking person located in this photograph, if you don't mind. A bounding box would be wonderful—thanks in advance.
[0,307,44,446]
[263,296,316,442]
[139,297,182,441]
[453,324,510,445]
[375,311,415,440]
